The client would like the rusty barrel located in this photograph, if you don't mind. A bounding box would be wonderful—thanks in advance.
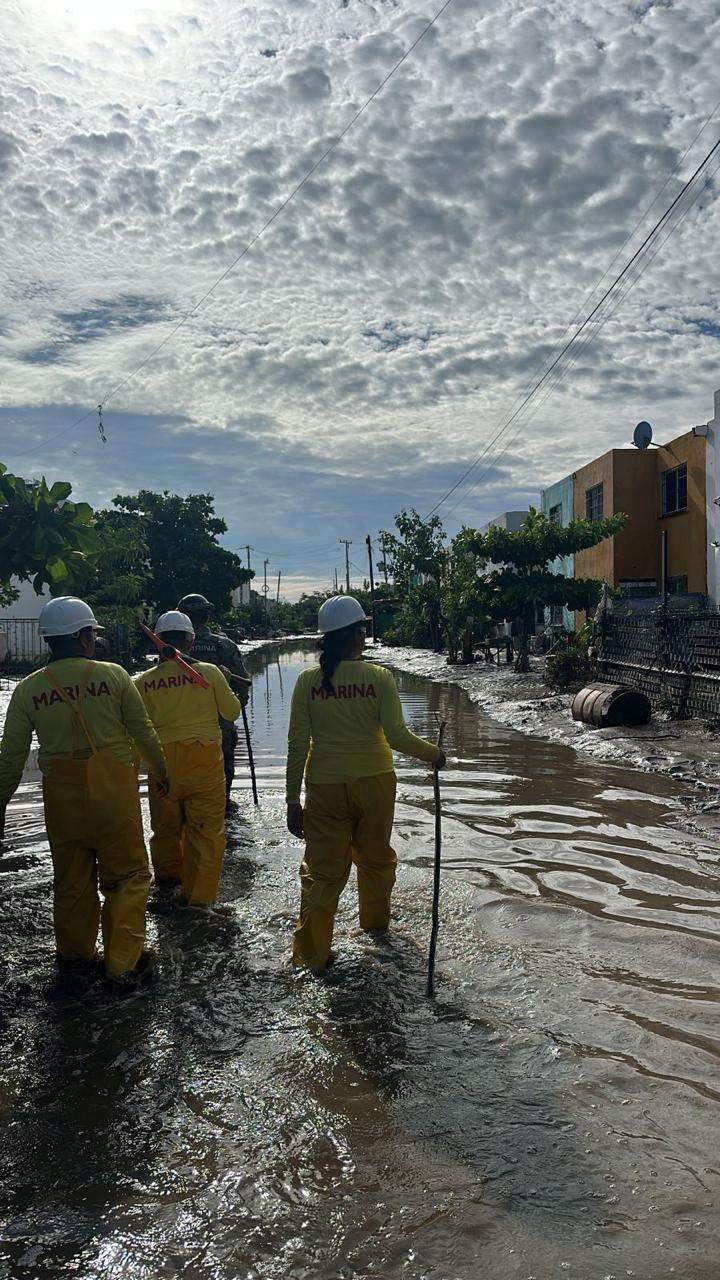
[572,683,651,728]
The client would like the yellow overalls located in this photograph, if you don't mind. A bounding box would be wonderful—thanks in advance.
[286,660,440,969]
[134,661,242,905]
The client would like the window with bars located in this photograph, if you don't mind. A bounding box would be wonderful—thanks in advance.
[585,483,604,521]
[667,574,688,595]
[549,503,562,525]
[619,579,657,598]
[661,463,688,516]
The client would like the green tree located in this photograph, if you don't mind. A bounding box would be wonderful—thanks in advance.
[441,528,497,663]
[465,507,627,671]
[72,509,156,662]
[88,509,151,608]
[379,509,447,650]
[281,590,335,634]
[226,590,274,639]
[0,463,98,606]
[110,490,251,612]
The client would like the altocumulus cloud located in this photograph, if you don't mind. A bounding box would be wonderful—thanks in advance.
[0,0,719,593]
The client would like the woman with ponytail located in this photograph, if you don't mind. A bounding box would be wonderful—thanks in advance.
[286,595,445,971]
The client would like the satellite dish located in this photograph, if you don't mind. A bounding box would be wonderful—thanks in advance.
[633,420,653,450]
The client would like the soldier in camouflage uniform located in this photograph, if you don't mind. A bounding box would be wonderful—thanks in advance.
[177,595,251,805]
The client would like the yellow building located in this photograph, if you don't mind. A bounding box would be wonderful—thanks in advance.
[573,428,707,607]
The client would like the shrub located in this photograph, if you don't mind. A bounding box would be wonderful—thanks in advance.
[545,641,598,690]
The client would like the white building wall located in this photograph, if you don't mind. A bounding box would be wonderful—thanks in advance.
[0,577,52,619]
[706,389,720,611]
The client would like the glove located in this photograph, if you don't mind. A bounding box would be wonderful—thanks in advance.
[286,803,304,838]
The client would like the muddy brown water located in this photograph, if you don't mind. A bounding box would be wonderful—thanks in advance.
[1,642,719,1279]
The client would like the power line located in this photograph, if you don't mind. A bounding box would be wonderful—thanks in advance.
[426,126,720,518]
[445,97,720,500]
[25,0,458,458]
[440,153,720,524]
[229,540,337,560]
[451,147,720,519]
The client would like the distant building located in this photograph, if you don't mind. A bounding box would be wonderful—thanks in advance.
[541,391,720,624]
[705,389,720,610]
[573,427,707,612]
[540,477,575,631]
[480,510,531,636]
[0,579,51,665]
[0,577,51,620]
[478,510,529,535]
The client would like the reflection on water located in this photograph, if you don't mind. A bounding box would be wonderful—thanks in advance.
[1,643,720,1279]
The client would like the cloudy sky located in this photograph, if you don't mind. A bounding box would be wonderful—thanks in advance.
[2,0,719,598]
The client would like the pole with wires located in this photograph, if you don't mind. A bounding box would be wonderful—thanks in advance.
[366,535,377,643]
[340,539,352,593]
[380,533,389,585]
[426,719,447,998]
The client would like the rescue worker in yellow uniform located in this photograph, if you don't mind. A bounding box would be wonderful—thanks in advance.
[176,594,250,807]
[286,596,446,971]
[134,611,242,910]
[0,597,169,989]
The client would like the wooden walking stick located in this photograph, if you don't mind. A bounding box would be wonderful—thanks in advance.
[241,704,259,806]
[139,622,210,688]
[426,719,447,998]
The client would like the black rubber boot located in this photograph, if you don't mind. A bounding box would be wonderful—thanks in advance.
[105,950,159,997]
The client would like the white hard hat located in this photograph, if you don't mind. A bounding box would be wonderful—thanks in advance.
[318,595,371,635]
[38,596,102,638]
[155,610,195,637]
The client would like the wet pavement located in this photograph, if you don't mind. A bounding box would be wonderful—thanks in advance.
[1,642,719,1279]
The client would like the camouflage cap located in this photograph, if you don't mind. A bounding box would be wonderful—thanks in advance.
[177,593,211,613]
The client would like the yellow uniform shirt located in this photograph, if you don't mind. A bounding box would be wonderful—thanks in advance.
[286,660,440,804]
[0,658,167,804]
[133,660,242,751]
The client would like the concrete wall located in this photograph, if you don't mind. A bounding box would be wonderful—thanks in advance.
[655,429,707,596]
[612,448,660,585]
[0,577,51,620]
[574,452,616,584]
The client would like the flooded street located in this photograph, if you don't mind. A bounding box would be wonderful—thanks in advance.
[1,641,720,1279]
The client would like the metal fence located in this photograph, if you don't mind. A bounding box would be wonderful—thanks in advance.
[0,617,44,670]
[599,611,720,719]
[0,617,134,673]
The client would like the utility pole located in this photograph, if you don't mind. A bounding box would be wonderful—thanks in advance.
[366,535,377,643]
[263,558,270,617]
[339,539,352,593]
[242,546,254,608]
[333,567,339,592]
[380,533,389,585]
[276,569,282,605]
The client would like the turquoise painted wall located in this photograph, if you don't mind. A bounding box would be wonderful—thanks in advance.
[541,475,575,631]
